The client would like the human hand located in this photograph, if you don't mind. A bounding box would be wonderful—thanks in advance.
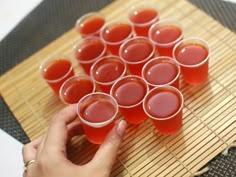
[22,104,127,177]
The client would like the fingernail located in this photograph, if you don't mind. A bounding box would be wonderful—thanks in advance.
[116,120,127,137]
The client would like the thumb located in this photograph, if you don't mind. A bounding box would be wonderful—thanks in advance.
[91,119,127,171]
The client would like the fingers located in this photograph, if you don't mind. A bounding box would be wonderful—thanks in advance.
[91,120,127,171]
[22,136,43,163]
[43,104,78,153]
[67,120,84,141]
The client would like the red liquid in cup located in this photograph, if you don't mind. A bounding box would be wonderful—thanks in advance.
[60,78,95,104]
[129,7,159,36]
[144,61,179,89]
[91,57,126,93]
[120,38,154,76]
[77,15,105,37]
[174,43,209,85]
[150,25,182,57]
[112,77,148,124]
[80,100,116,144]
[144,88,182,134]
[42,59,74,95]
[101,23,132,55]
[74,38,106,74]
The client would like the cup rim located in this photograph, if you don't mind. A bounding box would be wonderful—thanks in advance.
[110,75,149,108]
[77,92,119,128]
[73,36,107,64]
[119,36,156,65]
[75,12,105,37]
[172,37,210,68]
[141,56,180,87]
[59,75,96,105]
[90,55,127,86]
[143,85,184,121]
[148,18,184,47]
[100,19,134,45]
[128,2,160,27]
[39,54,74,83]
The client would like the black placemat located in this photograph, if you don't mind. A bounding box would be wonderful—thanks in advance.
[0,0,235,176]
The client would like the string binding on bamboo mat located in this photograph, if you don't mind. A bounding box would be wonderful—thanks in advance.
[194,141,236,176]
[222,141,236,156]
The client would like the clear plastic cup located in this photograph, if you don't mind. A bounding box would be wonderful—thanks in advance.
[90,55,127,93]
[100,19,134,55]
[75,12,105,38]
[128,2,160,36]
[73,36,107,75]
[110,75,149,124]
[119,36,155,76]
[143,85,184,135]
[59,75,96,104]
[77,92,119,144]
[142,56,180,89]
[173,37,210,85]
[149,18,184,57]
[39,54,74,96]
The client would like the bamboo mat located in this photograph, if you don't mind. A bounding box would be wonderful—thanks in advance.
[0,0,235,176]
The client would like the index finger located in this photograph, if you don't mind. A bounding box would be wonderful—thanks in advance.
[43,104,79,153]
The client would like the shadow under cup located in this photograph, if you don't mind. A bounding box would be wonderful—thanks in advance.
[77,92,118,144]
[143,86,184,135]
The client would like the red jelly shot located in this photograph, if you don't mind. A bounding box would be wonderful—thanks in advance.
[75,12,105,37]
[90,56,127,93]
[143,86,184,135]
[119,36,155,76]
[142,56,180,89]
[40,55,74,96]
[73,36,107,75]
[129,3,160,36]
[100,20,133,55]
[59,75,96,104]
[110,75,149,124]
[149,19,183,57]
[173,38,210,85]
[77,92,118,144]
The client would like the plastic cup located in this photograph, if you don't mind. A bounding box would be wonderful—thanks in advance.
[90,55,127,94]
[173,37,210,85]
[39,54,74,96]
[128,2,160,36]
[77,92,119,144]
[75,12,105,38]
[143,86,184,135]
[149,19,184,57]
[59,75,96,104]
[119,36,155,76]
[73,36,107,75]
[110,75,149,124]
[100,19,134,55]
[142,56,180,89]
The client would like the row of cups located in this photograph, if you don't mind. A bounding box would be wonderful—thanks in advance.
[39,3,210,144]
